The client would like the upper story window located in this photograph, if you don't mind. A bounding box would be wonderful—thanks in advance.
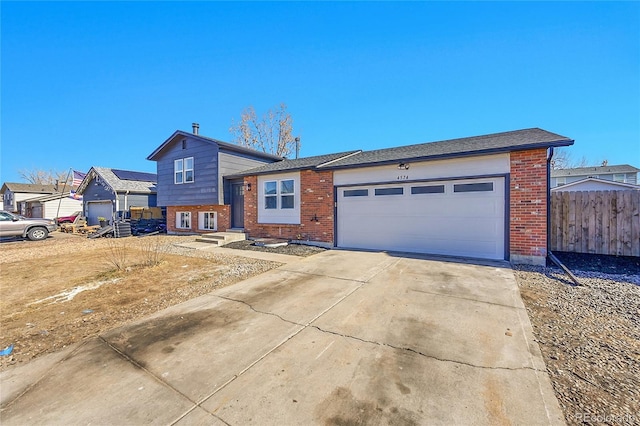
[556,177,566,186]
[174,157,194,184]
[613,174,626,183]
[264,179,295,210]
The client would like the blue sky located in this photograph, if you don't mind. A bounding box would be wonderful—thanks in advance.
[2,1,639,183]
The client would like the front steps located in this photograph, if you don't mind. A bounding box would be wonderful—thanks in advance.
[195,231,246,246]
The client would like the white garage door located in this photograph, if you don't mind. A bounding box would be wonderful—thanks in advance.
[337,177,505,260]
[87,201,113,226]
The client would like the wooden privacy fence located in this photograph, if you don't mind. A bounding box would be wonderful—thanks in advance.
[550,190,640,256]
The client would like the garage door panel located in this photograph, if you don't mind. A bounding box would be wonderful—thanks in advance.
[87,202,113,226]
[337,177,505,260]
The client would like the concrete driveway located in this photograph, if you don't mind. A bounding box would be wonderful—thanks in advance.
[1,250,563,425]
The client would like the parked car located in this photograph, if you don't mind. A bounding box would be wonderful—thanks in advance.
[54,211,82,225]
[0,210,57,241]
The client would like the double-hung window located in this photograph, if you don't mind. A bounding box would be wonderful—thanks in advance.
[198,212,217,231]
[174,157,194,184]
[264,179,295,210]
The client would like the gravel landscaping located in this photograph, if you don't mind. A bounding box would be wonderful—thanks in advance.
[515,255,639,425]
[224,239,327,257]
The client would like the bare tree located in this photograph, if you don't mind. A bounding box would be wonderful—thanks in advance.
[229,103,298,157]
[550,148,598,170]
[18,168,70,185]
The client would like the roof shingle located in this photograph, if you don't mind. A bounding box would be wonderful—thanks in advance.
[551,164,639,177]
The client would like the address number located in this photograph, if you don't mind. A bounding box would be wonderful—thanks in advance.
[397,175,409,180]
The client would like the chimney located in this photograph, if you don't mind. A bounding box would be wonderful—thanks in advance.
[192,122,200,135]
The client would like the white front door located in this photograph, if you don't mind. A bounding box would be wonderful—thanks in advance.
[336,177,506,260]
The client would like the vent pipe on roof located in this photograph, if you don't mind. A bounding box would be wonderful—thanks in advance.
[295,137,300,159]
[192,123,200,135]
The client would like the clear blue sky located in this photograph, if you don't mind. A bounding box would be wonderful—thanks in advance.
[2,1,639,183]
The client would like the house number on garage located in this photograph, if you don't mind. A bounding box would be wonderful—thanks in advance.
[397,175,409,180]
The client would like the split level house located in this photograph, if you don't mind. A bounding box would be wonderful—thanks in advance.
[148,126,574,266]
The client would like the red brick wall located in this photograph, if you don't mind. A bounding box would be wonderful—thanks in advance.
[244,170,334,243]
[166,205,230,234]
[510,149,548,261]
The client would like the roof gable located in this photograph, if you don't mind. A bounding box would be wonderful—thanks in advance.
[77,167,157,194]
[147,130,282,162]
[551,177,640,191]
[551,164,639,177]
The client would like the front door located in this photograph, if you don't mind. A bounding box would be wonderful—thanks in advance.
[231,182,244,228]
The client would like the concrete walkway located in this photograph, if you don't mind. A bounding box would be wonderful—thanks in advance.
[0,250,564,425]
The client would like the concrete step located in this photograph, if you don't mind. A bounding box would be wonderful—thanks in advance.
[226,228,245,233]
[195,231,246,246]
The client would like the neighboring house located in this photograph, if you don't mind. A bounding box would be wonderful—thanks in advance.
[551,164,638,187]
[76,167,157,225]
[551,177,640,192]
[146,124,281,233]
[1,183,57,214]
[19,192,83,219]
[224,128,574,266]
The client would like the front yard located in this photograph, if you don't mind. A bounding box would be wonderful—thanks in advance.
[2,233,639,425]
[0,233,282,371]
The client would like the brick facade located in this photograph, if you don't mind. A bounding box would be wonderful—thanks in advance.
[509,148,548,265]
[166,205,230,234]
[242,150,551,264]
[244,170,334,244]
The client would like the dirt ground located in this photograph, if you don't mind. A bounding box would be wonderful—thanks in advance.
[0,233,281,371]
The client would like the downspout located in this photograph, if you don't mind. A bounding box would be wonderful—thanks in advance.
[547,147,554,261]
[125,190,129,220]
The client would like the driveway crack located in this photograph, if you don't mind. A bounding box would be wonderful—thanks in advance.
[216,295,302,326]
[309,325,544,373]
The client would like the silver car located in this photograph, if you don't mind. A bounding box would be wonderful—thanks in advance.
[0,210,57,241]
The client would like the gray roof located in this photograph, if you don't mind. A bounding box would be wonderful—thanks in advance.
[227,128,573,177]
[227,151,361,177]
[551,164,639,177]
[323,128,573,169]
[147,130,283,162]
[78,167,157,194]
[1,182,57,194]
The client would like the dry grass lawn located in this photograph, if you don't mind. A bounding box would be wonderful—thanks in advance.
[0,234,280,371]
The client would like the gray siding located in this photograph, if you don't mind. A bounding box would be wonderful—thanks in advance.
[552,172,638,187]
[155,136,219,206]
[82,178,116,217]
[218,150,275,204]
[152,135,277,207]
[82,179,115,203]
[116,193,156,210]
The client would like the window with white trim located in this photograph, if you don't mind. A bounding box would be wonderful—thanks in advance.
[613,174,626,183]
[556,177,566,186]
[198,211,217,231]
[264,179,295,210]
[257,173,300,225]
[174,157,194,184]
[176,211,191,229]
